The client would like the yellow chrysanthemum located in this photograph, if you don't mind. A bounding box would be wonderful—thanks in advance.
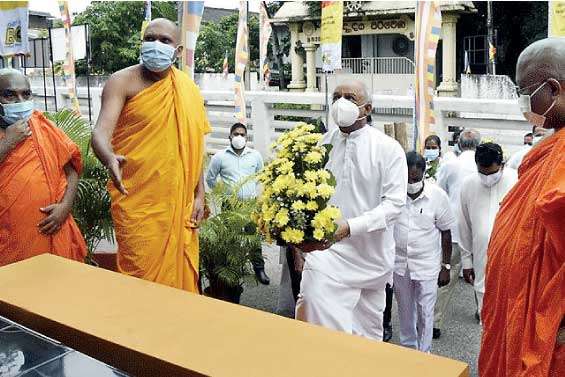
[275,208,290,226]
[281,228,305,244]
[306,201,319,211]
[318,170,331,181]
[313,228,325,241]
[304,170,318,182]
[317,183,334,199]
[304,151,323,164]
[291,200,306,211]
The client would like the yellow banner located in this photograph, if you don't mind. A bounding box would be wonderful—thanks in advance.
[549,1,565,37]
[321,1,343,44]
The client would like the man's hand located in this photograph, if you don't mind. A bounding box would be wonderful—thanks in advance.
[463,268,475,285]
[38,203,71,235]
[296,240,331,253]
[292,246,305,272]
[190,193,205,228]
[334,218,351,242]
[438,267,451,287]
[106,154,128,195]
[4,119,31,147]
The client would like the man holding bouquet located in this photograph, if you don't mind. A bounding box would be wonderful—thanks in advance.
[295,80,408,341]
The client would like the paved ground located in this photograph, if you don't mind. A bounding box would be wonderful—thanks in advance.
[240,245,481,377]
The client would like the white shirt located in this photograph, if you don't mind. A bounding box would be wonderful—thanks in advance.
[305,125,408,288]
[394,183,456,281]
[506,145,531,170]
[436,150,477,244]
[458,168,518,294]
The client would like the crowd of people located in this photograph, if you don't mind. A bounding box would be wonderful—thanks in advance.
[0,18,563,376]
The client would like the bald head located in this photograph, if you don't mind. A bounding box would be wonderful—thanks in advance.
[143,18,181,45]
[0,69,31,105]
[333,80,371,106]
[517,38,565,87]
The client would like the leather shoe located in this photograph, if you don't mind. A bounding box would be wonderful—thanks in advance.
[433,328,441,339]
[383,325,393,342]
[255,269,270,285]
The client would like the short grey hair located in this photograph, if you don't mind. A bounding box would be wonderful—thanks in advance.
[458,129,481,151]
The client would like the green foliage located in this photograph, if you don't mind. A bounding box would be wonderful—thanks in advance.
[73,1,176,74]
[199,183,261,290]
[195,14,260,73]
[305,2,322,18]
[45,110,113,260]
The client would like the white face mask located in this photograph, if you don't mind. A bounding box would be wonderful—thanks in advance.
[479,169,503,188]
[518,80,559,128]
[231,135,247,150]
[407,180,424,195]
[330,97,366,128]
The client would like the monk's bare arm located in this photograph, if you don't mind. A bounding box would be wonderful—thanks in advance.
[92,74,129,195]
[190,172,206,227]
[60,162,79,210]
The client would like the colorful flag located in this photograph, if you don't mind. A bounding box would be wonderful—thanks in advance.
[548,1,565,36]
[414,1,442,151]
[234,1,248,124]
[141,1,151,39]
[488,41,496,63]
[179,1,204,79]
[222,50,229,79]
[320,1,343,72]
[58,1,80,114]
[259,2,272,88]
[0,1,29,56]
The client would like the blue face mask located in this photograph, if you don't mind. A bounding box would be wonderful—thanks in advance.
[140,41,177,72]
[0,100,34,128]
[424,148,440,161]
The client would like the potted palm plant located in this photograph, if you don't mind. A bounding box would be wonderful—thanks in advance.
[199,183,262,304]
[45,109,114,266]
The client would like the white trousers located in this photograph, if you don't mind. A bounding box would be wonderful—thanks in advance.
[295,269,386,341]
[394,270,438,353]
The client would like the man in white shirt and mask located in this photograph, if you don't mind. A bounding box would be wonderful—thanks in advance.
[433,129,481,338]
[506,125,550,170]
[394,151,455,352]
[295,80,407,341]
[458,142,517,317]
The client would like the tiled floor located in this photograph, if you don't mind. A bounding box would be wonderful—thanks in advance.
[0,317,128,377]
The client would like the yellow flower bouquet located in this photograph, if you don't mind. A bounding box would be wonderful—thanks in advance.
[253,123,341,247]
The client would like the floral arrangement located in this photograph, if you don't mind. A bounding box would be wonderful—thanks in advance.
[253,123,341,246]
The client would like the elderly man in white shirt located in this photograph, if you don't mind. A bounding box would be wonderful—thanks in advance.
[433,129,481,338]
[458,142,517,317]
[394,151,455,353]
[295,80,407,341]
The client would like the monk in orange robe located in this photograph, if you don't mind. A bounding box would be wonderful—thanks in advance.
[0,69,87,266]
[479,38,564,376]
[92,19,210,292]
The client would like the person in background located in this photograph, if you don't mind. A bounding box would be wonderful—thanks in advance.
[206,123,270,285]
[423,134,442,182]
[0,68,87,266]
[524,132,534,146]
[479,37,565,376]
[433,129,481,338]
[393,151,454,353]
[458,143,517,320]
[443,128,463,162]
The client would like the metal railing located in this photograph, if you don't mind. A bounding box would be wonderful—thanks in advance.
[341,57,415,74]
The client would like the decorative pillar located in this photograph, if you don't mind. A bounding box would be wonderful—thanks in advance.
[288,23,306,92]
[304,43,318,92]
[437,13,460,97]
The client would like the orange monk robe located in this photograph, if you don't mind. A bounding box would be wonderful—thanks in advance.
[479,128,565,377]
[0,111,87,266]
[109,68,211,292]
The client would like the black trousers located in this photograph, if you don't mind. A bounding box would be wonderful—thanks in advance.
[383,283,393,327]
[285,246,303,303]
[251,246,265,270]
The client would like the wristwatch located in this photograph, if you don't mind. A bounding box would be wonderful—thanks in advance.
[441,263,451,270]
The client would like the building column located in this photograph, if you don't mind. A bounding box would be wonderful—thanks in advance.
[304,43,318,92]
[288,23,306,92]
[437,13,460,97]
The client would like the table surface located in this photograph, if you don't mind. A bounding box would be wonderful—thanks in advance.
[0,255,469,377]
[0,315,129,377]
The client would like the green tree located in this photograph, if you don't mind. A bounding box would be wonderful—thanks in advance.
[73,1,176,74]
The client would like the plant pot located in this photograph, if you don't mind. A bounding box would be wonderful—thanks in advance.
[204,284,244,304]
[92,251,118,272]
